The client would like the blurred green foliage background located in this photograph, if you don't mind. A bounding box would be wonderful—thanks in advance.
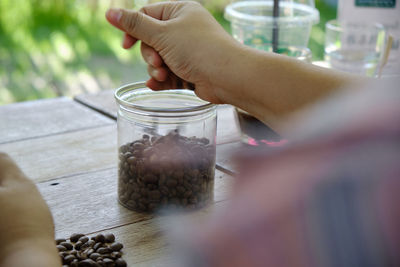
[0,0,336,105]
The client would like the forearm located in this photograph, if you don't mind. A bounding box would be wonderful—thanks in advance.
[214,43,366,128]
[0,239,61,267]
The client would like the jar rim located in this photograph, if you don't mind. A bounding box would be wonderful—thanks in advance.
[114,82,215,113]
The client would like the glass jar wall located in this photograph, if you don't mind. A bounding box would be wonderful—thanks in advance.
[115,82,217,212]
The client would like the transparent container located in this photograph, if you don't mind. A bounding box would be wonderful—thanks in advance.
[115,82,217,212]
[324,20,387,77]
[225,0,319,61]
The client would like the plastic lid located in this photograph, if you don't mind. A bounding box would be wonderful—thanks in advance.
[115,82,214,113]
[225,0,320,26]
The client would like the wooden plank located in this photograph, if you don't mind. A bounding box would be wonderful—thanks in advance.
[92,201,229,266]
[75,90,117,119]
[0,122,237,183]
[75,91,241,144]
[0,124,117,182]
[0,97,113,144]
[37,168,233,239]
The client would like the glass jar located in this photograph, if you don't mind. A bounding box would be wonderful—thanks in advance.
[114,82,217,212]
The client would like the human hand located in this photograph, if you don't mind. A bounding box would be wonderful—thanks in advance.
[0,153,60,267]
[106,1,238,104]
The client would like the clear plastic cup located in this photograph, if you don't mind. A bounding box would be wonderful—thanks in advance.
[225,0,319,61]
[324,20,387,77]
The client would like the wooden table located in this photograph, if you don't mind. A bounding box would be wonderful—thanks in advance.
[0,91,243,266]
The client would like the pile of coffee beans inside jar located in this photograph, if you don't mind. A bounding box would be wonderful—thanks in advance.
[118,130,216,212]
[56,233,126,267]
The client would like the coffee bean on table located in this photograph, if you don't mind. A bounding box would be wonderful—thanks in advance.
[93,242,103,251]
[104,233,115,243]
[115,258,127,267]
[56,238,67,245]
[94,234,105,243]
[64,255,76,264]
[74,241,83,250]
[60,242,73,250]
[97,247,111,254]
[70,233,85,243]
[56,233,126,267]
[78,236,89,243]
[110,242,123,252]
[89,253,101,261]
[87,240,96,247]
[57,245,67,251]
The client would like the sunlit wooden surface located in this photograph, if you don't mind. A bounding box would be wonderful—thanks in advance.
[0,91,241,266]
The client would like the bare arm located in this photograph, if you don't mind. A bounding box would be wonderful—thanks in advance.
[106,1,365,129]
[213,43,364,128]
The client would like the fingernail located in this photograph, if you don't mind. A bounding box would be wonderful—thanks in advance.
[152,69,160,79]
[107,8,122,22]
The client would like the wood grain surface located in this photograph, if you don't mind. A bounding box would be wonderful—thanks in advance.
[91,201,229,266]
[1,95,242,266]
[38,168,233,239]
[75,90,117,119]
[0,97,113,144]
[0,124,117,182]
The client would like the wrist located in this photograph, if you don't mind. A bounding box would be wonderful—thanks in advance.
[205,38,247,105]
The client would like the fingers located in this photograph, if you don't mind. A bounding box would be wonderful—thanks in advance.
[146,75,191,91]
[147,65,168,82]
[122,33,137,49]
[141,42,163,67]
[106,8,162,47]
[146,77,175,91]
[0,153,29,187]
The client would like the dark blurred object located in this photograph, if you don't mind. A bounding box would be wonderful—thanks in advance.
[236,108,287,147]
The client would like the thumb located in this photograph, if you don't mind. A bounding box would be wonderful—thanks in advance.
[106,8,161,46]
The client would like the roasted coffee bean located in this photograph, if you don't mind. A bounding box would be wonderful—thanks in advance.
[64,255,76,264]
[102,258,114,265]
[60,242,73,250]
[78,236,89,243]
[84,248,94,256]
[78,259,96,266]
[93,242,103,251]
[97,247,111,254]
[110,242,123,251]
[104,233,115,243]
[57,245,67,251]
[110,251,121,259]
[166,179,178,187]
[56,238,67,245]
[89,253,101,261]
[80,242,90,250]
[60,251,69,258]
[57,233,125,267]
[70,233,85,243]
[115,258,127,267]
[74,241,83,250]
[94,234,105,243]
[88,240,96,247]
